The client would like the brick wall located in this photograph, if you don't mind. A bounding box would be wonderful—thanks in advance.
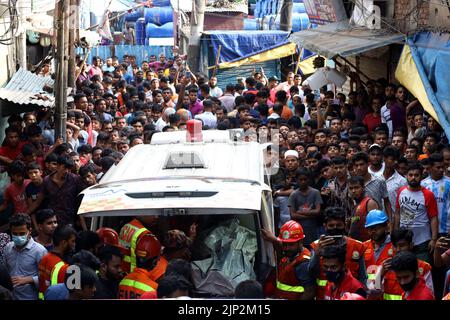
[394,0,430,33]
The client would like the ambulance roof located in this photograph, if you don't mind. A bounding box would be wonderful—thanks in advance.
[78,141,270,217]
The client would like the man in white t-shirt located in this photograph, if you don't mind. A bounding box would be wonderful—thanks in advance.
[194,100,217,129]
[368,144,385,179]
[208,76,223,98]
[394,162,439,263]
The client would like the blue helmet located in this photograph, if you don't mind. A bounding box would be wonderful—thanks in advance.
[365,209,388,228]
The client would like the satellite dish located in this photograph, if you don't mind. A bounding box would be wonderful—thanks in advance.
[26,30,40,44]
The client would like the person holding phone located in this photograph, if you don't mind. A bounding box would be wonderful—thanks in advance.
[434,236,450,268]
[434,236,450,297]
[309,207,367,300]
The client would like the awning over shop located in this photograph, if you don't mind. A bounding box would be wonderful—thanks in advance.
[289,20,404,59]
[217,42,297,69]
[205,30,291,63]
[396,32,450,139]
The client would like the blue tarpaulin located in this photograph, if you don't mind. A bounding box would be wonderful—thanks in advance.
[206,31,290,63]
[409,32,450,138]
[76,45,173,66]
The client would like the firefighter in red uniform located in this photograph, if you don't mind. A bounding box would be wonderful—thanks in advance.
[347,175,380,242]
[38,225,77,300]
[118,234,161,299]
[118,216,158,273]
[390,251,435,300]
[264,220,316,300]
[97,227,119,247]
[309,207,367,299]
[363,209,394,298]
[381,228,433,300]
[322,244,367,300]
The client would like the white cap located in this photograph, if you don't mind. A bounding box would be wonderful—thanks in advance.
[284,150,299,159]
[164,108,176,116]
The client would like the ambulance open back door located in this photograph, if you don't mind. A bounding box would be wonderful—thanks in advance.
[77,135,276,297]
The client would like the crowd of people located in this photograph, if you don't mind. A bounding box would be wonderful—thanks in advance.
[0,49,449,300]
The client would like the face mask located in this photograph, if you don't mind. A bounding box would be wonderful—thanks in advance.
[12,235,29,247]
[399,278,417,292]
[325,270,344,283]
[326,228,346,236]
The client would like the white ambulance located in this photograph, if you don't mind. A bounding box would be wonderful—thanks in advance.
[77,124,276,297]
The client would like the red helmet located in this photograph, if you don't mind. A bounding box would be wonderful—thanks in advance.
[340,292,366,300]
[135,234,161,259]
[96,227,119,246]
[277,220,305,243]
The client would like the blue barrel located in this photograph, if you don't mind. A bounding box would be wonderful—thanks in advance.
[135,18,146,45]
[292,13,310,32]
[255,1,261,18]
[293,2,306,14]
[256,18,262,30]
[268,15,277,30]
[261,15,271,30]
[243,18,259,30]
[249,3,256,16]
[270,0,279,14]
[262,0,270,16]
[146,22,173,38]
[124,8,144,22]
[144,6,173,25]
[152,0,171,6]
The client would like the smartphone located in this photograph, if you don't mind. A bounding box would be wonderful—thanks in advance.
[185,71,191,79]
[325,235,344,241]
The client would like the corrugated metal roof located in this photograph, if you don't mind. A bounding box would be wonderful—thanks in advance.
[289,20,405,59]
[170,0,248,13]
[0,68,55,107]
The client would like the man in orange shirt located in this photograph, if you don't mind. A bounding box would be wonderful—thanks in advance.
[381,228,433,300]
[269,91,293,120]
[390,251,434,300]
[38,225,77,299]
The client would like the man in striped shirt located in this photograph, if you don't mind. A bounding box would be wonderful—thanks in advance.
[421,153,450,236]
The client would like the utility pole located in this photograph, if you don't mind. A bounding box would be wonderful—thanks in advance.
[187,0,205,73]
[67,0,78,92]
[280,0,293,32]
[54,0,68,142]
